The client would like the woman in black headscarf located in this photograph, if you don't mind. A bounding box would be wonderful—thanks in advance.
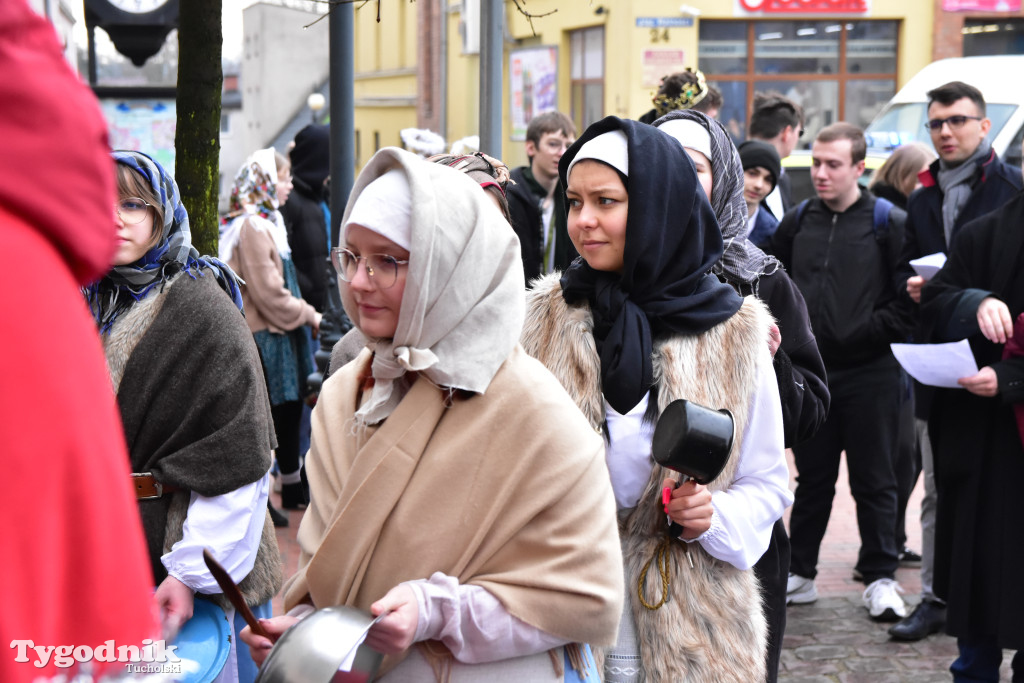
[654,108,830,683]
[522,116,792,682]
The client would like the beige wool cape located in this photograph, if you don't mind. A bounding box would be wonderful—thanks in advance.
[282,344,625,678]
[522,273,773,683]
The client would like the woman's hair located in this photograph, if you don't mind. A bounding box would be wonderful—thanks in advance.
[116,162,163,237]
[868,142,937,198]
[274,150,290,177]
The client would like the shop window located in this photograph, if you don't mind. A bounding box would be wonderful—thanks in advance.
[570,26,604,133]
[963,19,1024,56]
[699,20,899,147]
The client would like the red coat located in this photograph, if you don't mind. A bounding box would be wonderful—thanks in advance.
[0,3,157,681]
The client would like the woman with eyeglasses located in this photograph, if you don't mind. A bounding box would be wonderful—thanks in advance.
[85,151,283,683]
[240,147,624,681]
[221,150,322,513]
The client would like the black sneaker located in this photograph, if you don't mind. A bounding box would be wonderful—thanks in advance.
[898,546,922,567]
[268,502,289,528]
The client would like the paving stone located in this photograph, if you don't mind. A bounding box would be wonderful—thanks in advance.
[846,656,898,673]
[794,644,852,661]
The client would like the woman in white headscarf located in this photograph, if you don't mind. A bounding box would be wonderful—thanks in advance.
[221,150,322,513]
[240,148,624,682]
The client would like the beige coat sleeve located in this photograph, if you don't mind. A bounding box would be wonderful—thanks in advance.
[237,218,316,332]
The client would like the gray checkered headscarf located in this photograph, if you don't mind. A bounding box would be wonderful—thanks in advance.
[85,151,243,332]
[653,109,780,288]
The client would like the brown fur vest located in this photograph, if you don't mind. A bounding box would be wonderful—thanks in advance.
[523,273,771,682]
[102,274,282,609]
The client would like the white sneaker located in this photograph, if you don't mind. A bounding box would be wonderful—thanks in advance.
[786,573,817,604]
[862,578,906,621]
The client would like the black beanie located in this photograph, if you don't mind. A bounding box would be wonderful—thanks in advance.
[290,124,330,193]
[737,140,781,191]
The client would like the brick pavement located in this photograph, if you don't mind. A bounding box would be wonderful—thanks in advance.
[269,450,1017,681]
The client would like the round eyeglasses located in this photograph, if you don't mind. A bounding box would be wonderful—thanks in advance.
[115,197,153,225]
[331,248,409,289]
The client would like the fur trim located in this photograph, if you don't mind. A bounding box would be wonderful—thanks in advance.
[102,275,177,393]
[523,274,771,681]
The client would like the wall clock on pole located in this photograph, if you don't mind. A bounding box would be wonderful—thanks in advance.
[84,0,180,67]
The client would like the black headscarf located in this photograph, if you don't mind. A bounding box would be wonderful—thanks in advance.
[559,116,743,414]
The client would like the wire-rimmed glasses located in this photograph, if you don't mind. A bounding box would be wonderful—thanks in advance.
[330,247,409,289]
[115,197,153,225]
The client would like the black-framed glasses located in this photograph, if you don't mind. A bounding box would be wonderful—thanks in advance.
[924,115,983,131]
[331,247,409,289]
[115,197,152,225]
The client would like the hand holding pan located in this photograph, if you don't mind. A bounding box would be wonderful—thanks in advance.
[652,400,735,564]
[652,399,735,485]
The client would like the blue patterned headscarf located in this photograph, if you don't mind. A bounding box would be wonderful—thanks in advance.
[85,151,243,332]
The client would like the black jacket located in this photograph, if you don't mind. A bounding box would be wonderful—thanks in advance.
[898,150,1021,416]
[733,268,830,448]
[279,176,329,312]
[920,192,1024,646]
[507,166,578,283]
[898,150,1022,285]
[771,188,912,369]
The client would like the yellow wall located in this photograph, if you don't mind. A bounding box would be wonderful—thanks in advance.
[357,0,935,171]
[352,0,417,172]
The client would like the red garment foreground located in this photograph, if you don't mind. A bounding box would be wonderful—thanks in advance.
[0,2,158,681]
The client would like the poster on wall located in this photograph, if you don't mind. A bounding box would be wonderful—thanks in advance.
[942,0,1019,9]
[509,46,558,141]
[642,48,686,88]
[100,99,177,173]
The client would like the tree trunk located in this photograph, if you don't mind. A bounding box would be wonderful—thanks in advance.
[174,0,222,257]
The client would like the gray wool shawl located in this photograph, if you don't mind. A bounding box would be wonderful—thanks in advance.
[653,109,781,288]
[110,271,276,586]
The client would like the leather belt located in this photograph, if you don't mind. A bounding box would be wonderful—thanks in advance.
[132,473,180,500]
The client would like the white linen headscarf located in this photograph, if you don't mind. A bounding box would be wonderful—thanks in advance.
[341,147,526,426]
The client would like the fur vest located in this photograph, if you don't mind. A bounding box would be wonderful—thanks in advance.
[523,273,771,682]
[102,272,282,609]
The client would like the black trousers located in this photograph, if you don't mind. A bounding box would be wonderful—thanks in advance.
[789,355,902,584]
[270,400,303,476]
[894,380,920,550]
[754,518,790,683]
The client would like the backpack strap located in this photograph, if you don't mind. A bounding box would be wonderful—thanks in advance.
[872,196,894,245]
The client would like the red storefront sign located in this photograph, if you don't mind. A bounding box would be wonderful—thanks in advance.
[738,0,870,12]
[942,0,1020,9]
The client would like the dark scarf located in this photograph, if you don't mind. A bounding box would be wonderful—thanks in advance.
[559,116,743,414]
[85,151,243,333]
[653,109,781,289]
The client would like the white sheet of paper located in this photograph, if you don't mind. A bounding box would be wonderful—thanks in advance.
[891,340,979,388]
[909,252,947,281]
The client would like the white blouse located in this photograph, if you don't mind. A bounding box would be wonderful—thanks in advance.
[604,361,793,570]
[162,472,271,594]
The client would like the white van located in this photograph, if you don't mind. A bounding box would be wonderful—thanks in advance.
[864,55,1024,168]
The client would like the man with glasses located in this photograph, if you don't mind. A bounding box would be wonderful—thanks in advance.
[890,81,1022,642]
[507,111,578,283]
